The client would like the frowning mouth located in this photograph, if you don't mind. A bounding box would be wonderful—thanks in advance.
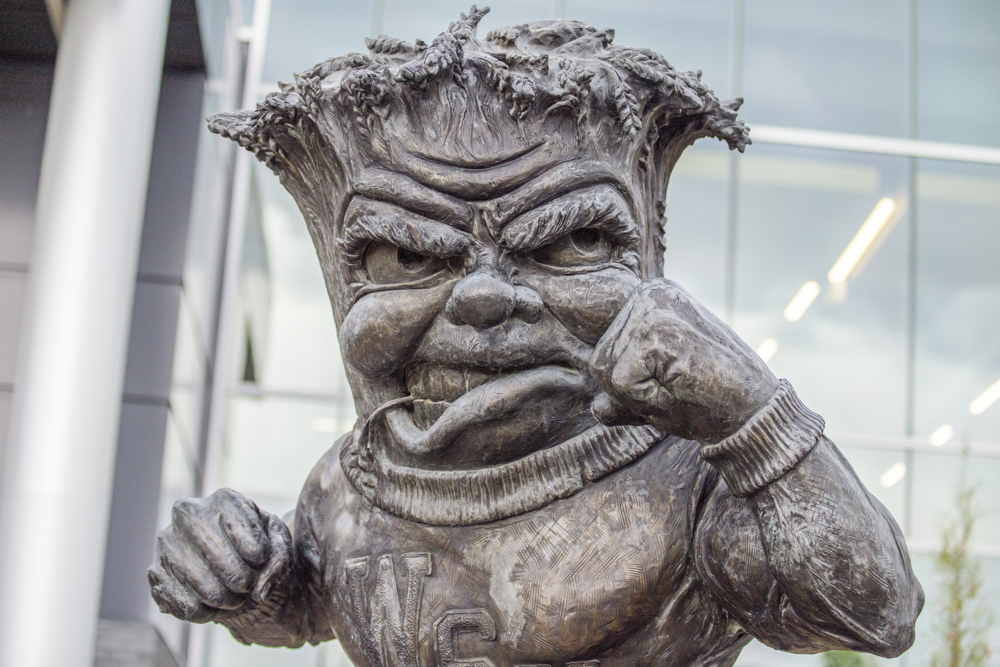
[405,363,578,430]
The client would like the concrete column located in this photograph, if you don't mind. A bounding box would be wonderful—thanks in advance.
[0,1,170,665]
[99,68,205,634]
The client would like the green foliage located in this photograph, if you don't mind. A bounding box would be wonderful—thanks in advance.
[821,650,874,667]
[930,444,993,667]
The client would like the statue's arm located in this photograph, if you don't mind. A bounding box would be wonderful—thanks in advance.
[691,399,924,657]
[147,488,334,647]
[589,278,923,656]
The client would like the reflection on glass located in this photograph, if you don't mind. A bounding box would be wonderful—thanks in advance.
[663,142,731,313]
[568,0,732,97]
[928,423,954,447]
[262,0,371,83]
[196,0,235,76]
[918,0,1000,147]
[205,621,323,667]
[253,162,352,396]
[783,280,820,322]
[224,394,356,513]
[734,144,908,436]
[879,460,906,488]
[743,0,908,136]
[382,0,556,46]
[914,159,1000,444]
[969,377,1000,416]
[827,197,900,286]
[910,452,1000,547]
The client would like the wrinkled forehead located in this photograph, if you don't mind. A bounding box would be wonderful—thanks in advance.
[346,142,638,227]
[345,80,637,199]
[334,88,649,239]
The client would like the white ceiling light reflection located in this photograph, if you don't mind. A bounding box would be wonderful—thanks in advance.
[828,198,897,285]
[756,338,778,364]
[928,424,954,447]
[879,462,907,489]
[784,281,820,322]
[969,377,1000,415]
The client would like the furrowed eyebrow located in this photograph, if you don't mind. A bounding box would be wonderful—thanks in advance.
[499,185,639,252]
[352,169,473,231]
[340,198,474,267]
[480,160,633,237]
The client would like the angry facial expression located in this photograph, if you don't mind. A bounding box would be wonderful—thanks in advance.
[332,145,651,472]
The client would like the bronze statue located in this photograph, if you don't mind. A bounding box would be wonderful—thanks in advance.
[148,8,923,666]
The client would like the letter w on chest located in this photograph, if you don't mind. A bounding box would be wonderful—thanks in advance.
[346,553,432,667]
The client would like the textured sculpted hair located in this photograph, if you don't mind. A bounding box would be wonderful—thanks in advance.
[209,6,750,311]
[212,6,748,166]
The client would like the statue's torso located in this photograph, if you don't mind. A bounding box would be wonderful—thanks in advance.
[302,438,749,667]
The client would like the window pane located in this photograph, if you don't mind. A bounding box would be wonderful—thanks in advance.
[743,0,908,137]
[568,0,732,98]
[224,394,356,507]
[663,142,731,314]
[910,451,1000,546]
[918,0,1000,147]
[263,0,371,83]
[196,0,234,76]
[252,162,352,396]
[914,159,1000,444]
[381,0,557,45]
[733,144,909,436]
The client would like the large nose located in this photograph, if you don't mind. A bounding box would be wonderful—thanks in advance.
[446,271,516,329]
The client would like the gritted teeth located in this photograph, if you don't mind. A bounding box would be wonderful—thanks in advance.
[386,365,591,456]
[403,363,584,431]
[412,399,450,430]
[404,365,505,403]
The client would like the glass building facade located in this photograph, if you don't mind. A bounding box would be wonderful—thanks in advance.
[1,1,997,666]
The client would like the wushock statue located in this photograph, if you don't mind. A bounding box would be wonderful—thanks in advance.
[148,8,923,666]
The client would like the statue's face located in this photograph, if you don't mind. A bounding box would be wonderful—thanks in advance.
[333,146,648,470]
[208,12,749,490]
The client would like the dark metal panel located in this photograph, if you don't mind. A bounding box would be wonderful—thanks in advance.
[137,72,206,280]
[100,402,171,622]
[0,0,57,63]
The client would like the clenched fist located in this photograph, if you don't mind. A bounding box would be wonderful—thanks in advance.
[147,488,292,623]
[591,279,779,444]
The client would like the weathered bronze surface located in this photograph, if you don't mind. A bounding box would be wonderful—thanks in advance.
[148,8,924,666]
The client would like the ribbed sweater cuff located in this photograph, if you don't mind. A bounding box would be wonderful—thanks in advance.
[700,379,824,497]
[219,588,289,645]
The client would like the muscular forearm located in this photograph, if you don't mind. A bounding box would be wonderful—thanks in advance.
[699,382,923,656]
[750,439,921,655]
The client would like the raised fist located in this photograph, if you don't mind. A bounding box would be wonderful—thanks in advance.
[147,488,292,623]
[590,279,779,444]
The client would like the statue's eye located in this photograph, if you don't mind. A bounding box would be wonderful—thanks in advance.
[532,228,615,268]
[363,242,448,284]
